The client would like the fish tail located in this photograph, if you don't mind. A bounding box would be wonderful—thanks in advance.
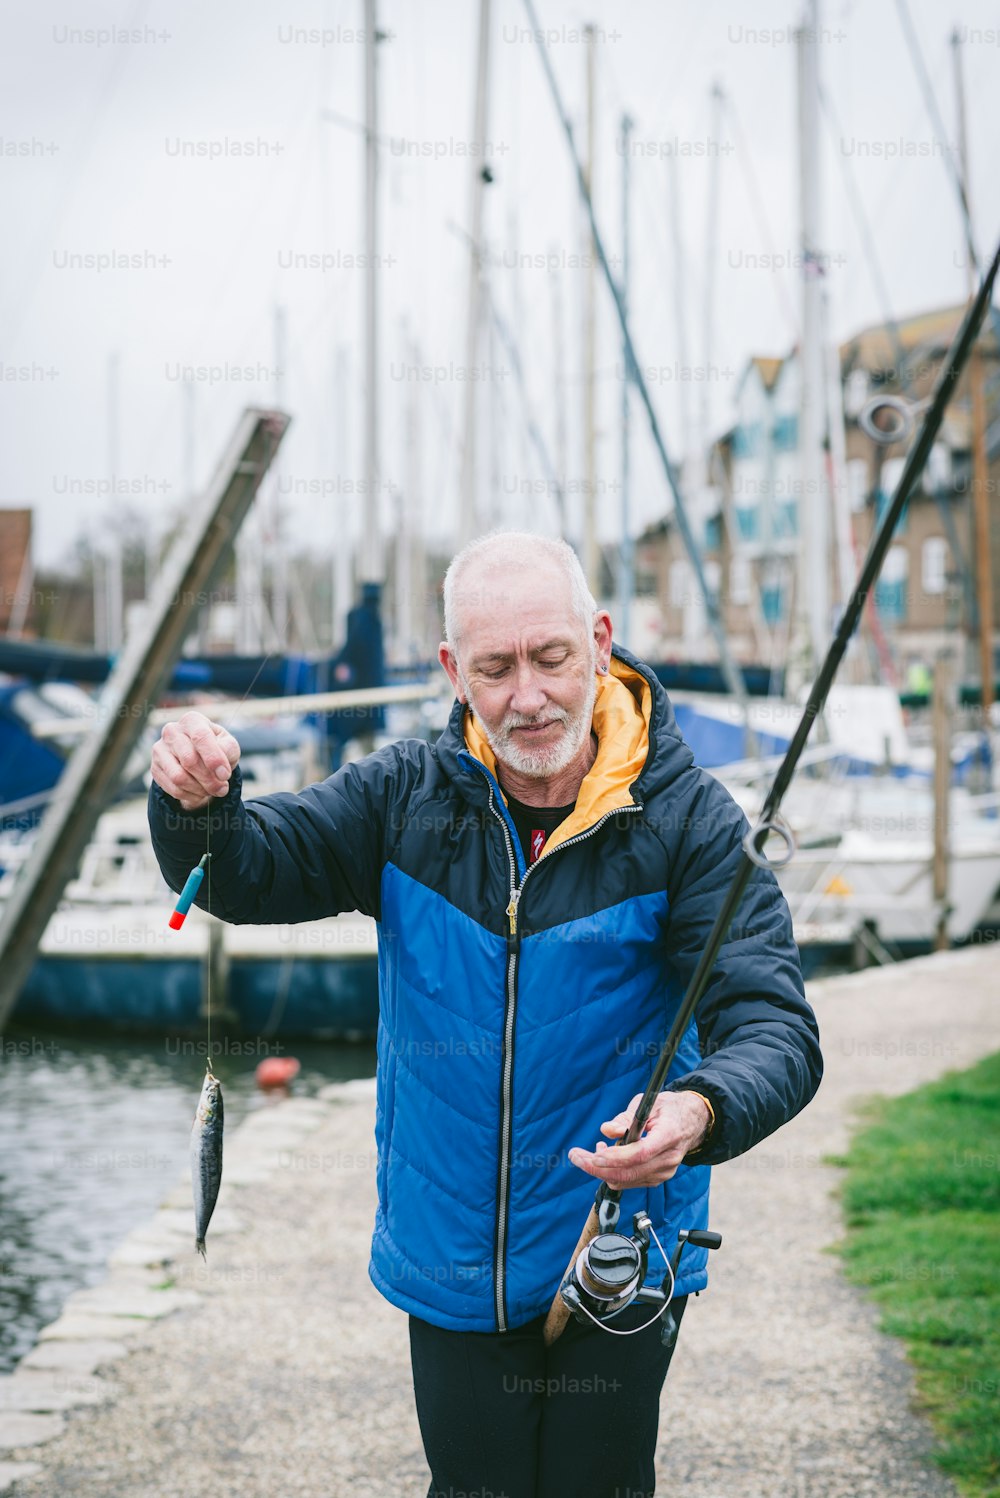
[196,1238,207,1259]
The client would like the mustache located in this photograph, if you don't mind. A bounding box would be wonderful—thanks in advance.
[502,709,569,732]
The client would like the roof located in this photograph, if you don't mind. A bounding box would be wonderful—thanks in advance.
[839,302,999,378]
[751,355,784,391]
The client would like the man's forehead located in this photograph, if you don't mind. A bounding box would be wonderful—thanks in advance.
[454,558,570,617]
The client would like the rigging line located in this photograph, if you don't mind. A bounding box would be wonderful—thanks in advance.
[444,218,566,525]
[521,0,749,712]
[603,6,710,158]
[574,24,706,392]
[619,232,1000,1156]
[818,83,975,609]
[721,92,799,341]
[892,0,978,272]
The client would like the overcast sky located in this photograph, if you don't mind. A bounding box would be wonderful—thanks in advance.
[2,0,998,579]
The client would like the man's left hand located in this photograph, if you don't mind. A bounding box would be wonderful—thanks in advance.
[567,1091,712,1188]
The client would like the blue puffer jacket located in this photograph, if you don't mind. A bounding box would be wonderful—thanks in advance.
[148,644,822,1333]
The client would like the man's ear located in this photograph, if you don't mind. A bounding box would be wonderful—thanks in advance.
[438,642,466,702]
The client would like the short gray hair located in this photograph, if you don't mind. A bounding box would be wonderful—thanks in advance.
[442,530,597,654]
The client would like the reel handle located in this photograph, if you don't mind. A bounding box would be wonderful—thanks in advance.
[682,1229,722,1251]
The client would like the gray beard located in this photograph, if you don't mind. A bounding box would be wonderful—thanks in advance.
[465,669,599,780]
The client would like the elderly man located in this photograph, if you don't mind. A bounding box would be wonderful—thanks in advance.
[148,529,822,1498]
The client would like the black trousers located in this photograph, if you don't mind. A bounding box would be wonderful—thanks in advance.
[409,1295,688,1498]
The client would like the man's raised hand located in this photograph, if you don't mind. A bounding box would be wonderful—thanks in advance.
[150,711,241,812]
[567,1090,712,1189]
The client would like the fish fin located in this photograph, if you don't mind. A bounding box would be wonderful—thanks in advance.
[196,1238,207,1259]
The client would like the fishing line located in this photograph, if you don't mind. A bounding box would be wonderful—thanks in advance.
[205,812,212,1075]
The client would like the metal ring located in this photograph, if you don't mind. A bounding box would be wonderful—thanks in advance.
[743,816,796,869]
[858,394,914,445]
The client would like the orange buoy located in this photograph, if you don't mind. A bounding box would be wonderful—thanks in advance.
[255,1056,301,1090]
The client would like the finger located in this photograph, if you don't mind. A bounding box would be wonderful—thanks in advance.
[151,744,214,808]
[568,1146,665,1188]
[176,713,234,781]
[163,721,231,794]
[210,721,242,767]
[599,1094,645,1139]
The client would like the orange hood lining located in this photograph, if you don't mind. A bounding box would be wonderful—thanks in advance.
[461,657,652,858]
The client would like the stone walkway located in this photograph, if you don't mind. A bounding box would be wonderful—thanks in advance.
[1,946,995,1497]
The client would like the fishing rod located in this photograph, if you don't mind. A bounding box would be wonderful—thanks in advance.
[543,235,1000,1347]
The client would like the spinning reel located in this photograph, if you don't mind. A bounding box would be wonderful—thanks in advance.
[557,1187,722,1348]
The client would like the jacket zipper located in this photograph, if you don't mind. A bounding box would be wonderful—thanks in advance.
[481,775,642,1332]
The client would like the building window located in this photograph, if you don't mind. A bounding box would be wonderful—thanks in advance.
[704,560,721,602]
[922,536,948,596]
[876,457,908,531]
[925,441,950,495]
[730,554,751,605]
[761,579,786,624]
[704,514,722,552]
[875,466,908,534]
[875,543,909,621]
[847,457,868,512]
[773,499,798,538]
[844,367,869,419]
[731,421,762,459]
[735,505,759,542]
[669,559,691,610]
[772,412,798,451]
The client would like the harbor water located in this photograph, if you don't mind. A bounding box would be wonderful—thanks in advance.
[0,1023,375,1373]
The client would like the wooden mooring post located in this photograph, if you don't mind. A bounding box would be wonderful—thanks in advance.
[932,656,954,952]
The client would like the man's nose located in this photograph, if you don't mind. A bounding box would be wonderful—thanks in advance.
[509,662,547,716]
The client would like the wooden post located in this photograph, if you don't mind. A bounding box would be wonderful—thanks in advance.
[932,656,953,951]
[0,409,290,1032]
[970,353,994,716]
[951,28,994,717]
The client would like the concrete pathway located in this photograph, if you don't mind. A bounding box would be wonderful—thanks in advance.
[1,946,996,1497]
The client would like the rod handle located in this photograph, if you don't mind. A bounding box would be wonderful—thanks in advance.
[542,1202,601,1347]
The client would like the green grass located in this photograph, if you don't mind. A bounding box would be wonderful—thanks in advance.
[832,1049,1000,1497]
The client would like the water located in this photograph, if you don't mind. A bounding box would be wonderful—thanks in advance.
[0,1024,375,1373]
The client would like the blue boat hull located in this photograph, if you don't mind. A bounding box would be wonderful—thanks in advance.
[13,954,380,1040]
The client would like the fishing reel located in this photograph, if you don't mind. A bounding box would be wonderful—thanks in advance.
[558,1189,721,1347]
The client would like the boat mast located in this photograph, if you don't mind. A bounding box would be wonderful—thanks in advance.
[700,83,723,497]
[458,0,492,546]
[360,0,383,588]
[582,23,598,597]
[550,258,568,536]
[271,305,289,648]
[617,112,634,650]
[521,0,748,706]
[794,0,830,680]
[100,351,124,655]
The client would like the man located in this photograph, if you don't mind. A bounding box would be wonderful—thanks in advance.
[148,529,822,1498]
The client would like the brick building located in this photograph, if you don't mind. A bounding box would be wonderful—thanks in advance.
[0,509,33,634]
[637,305,1000,679]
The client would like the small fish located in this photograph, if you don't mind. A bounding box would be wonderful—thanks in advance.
[191,1069,224,1257]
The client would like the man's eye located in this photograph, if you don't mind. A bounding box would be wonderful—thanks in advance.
[539,658,567,668]
[482,668,507,680]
